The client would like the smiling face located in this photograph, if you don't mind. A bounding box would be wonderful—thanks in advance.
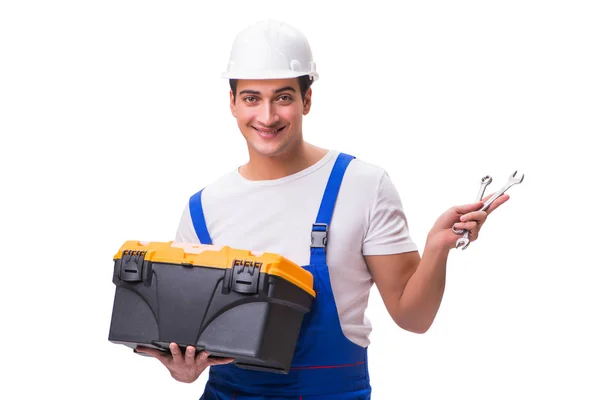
[230,78,312,159]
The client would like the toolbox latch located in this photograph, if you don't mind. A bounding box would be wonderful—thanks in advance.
[311,223,328,250]
[227,260,261,295]
[117,250,147,283]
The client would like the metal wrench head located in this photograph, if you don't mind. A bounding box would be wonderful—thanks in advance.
[477,175,493,202]
[480,175,493,186]
[456,236,470,250]
[508,170,525,184]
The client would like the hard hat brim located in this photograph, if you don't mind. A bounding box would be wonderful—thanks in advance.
[222,70,319,81]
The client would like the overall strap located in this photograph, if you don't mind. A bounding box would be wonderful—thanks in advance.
[189,189,213,245]
[310,153,355,265]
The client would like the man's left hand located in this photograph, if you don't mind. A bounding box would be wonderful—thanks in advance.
[427,193,510,251]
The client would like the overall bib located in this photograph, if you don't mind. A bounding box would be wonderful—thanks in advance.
[189,153,371,399]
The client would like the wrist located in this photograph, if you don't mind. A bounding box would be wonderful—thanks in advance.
[425,231,452,256]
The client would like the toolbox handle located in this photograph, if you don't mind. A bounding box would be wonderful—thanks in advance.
[170,241,224,254]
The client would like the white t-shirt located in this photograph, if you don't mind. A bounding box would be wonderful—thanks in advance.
[175,150,419,348]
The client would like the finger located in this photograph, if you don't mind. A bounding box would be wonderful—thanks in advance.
[484,194,510,214]
[469,229,479,241]
[195,351,210,366]
[207,357,235,366]
[185,346,197,365]
[459,211,488,223]
[170,343,184,365]
[453,221,478,231]
[453,201,484,215]
[135,346,170,360]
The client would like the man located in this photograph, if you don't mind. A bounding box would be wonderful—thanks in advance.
[136,20,509,399]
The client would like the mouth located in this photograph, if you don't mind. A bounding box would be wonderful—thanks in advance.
[252,125,286,139]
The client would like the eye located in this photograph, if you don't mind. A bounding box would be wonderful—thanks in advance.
[243,96,258,103]
[278,95,293,102]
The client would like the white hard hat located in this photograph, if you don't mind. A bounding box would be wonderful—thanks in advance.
[222,20,319,81]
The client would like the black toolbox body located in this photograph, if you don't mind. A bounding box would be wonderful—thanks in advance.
[108,241,315,374]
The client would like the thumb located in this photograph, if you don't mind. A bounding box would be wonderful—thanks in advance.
[134,346,163,358]
[454,201,484,215]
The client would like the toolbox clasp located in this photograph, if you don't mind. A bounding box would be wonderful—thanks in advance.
[223,259,262,295]
[116,250,151,284]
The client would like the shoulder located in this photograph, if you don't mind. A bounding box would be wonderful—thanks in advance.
[338,153,390,196]
[337,152,406,213]
[346,155,387,181]
[174,169,239,242]
[178,169,239,223]
[187,169,241,203]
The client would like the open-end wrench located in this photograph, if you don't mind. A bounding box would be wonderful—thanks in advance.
[455,170,524,250]
[455,175,492,249]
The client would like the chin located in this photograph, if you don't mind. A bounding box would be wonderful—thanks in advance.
[249,140,292,158]
[253,146,286,158]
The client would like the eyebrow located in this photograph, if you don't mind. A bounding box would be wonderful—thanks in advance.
[239,86,297,96]
[274,86,296,94]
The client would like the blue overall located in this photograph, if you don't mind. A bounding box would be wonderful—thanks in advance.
[189,153,371,399]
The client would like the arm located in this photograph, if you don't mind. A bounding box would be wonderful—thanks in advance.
[366,242,447,334]
[136,203,233,383]
[365,175,509,334]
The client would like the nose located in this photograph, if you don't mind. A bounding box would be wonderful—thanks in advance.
[256,102,280,127]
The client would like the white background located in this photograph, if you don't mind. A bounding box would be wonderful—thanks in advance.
[1,1,599,399]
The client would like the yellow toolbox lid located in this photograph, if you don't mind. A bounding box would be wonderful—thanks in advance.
[114,240,315,297]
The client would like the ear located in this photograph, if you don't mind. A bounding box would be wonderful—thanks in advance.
[229,90,237,118]
[303,88,312,115]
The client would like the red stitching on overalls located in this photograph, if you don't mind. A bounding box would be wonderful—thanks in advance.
[290,360,365,370]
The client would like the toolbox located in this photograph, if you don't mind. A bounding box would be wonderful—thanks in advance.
[108,240,315,374]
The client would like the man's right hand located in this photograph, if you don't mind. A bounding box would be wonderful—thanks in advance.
[135,343,234,383]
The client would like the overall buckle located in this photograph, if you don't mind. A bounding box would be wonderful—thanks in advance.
[311,223,328,250]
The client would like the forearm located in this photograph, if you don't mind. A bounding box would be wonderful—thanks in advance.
[394,238,450,333]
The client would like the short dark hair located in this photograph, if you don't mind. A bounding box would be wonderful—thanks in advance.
[229,75,314,102]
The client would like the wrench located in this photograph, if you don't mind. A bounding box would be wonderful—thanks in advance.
[452,175,493,236]
[478,170,524,212]
[455,175,492,249]
[455,170,524,250]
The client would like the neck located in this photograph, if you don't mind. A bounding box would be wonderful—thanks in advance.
[240,142,328,181]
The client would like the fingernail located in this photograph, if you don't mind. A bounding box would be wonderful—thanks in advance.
[460,215,467,221]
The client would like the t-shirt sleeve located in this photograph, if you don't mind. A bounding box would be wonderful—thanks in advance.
[174,201,201,244]
[362,171,419,255]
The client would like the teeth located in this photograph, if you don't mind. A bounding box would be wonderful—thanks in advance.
[255,128,279,134]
